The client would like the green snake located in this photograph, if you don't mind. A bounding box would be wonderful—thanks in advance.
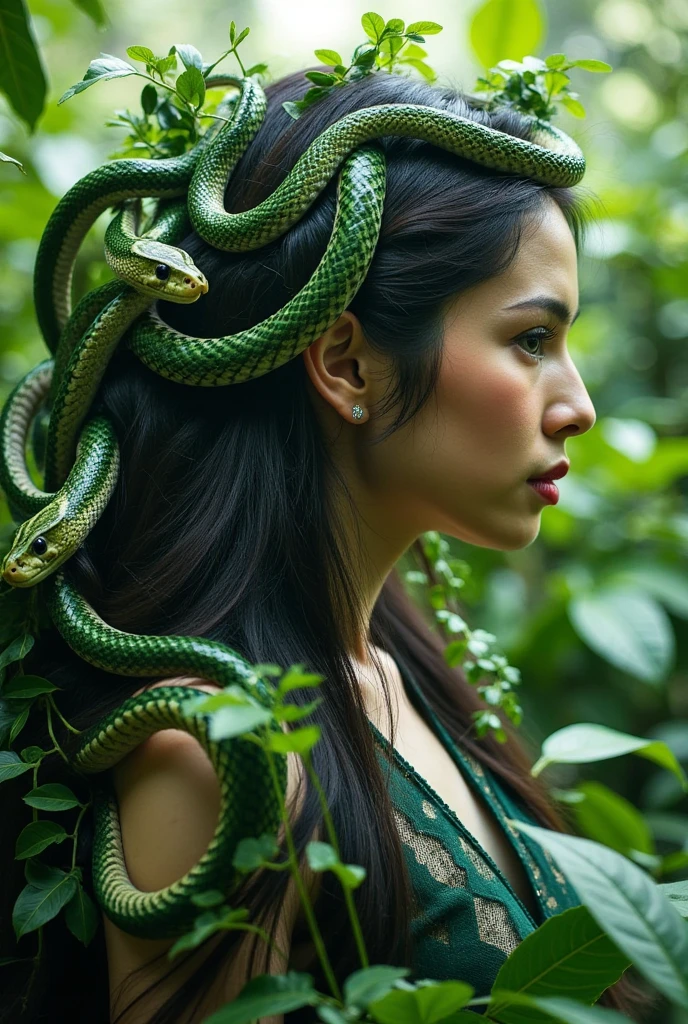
[48,570,285,938]
[0,198,209,581]
[0,71,586,939]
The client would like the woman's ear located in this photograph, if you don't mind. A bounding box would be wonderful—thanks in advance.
[301,311,372,424]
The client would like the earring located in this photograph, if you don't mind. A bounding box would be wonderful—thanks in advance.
[352,404,364,420]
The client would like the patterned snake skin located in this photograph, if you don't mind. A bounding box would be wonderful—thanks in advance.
[0,72,585,938]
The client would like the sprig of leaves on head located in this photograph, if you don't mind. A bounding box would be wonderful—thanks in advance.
[57,22,269,160]
[283,12,443,121]
[468,53,612,122]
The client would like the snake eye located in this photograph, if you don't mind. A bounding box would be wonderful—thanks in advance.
[155,264,170,281]
[32,536,47,555]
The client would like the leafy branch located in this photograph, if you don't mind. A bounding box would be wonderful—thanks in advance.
[407,532,523,743]
[283,13,443,120]
[468,53,612,121]
[56,26,269,161]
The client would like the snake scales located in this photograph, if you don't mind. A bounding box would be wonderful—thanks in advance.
[0,72,585,939]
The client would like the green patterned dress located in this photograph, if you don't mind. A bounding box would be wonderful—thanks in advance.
[369,657,581,997]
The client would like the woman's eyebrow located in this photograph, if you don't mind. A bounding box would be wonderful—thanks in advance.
[504,295,581,325]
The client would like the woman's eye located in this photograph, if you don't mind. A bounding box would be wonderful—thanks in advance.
[516,327,558,362]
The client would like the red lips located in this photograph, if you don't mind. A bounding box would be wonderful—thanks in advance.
[528,460,570,482]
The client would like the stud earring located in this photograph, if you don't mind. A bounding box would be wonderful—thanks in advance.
[352,404,364,420]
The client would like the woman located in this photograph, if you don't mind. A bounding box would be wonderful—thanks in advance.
[0,67,654,1023]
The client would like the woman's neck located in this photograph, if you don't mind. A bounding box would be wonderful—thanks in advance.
[351,644,408,732]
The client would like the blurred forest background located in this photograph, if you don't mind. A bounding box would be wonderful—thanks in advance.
[0,2,687,1013]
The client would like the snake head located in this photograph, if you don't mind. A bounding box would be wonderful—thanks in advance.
[130,239,209,303]
[1,498,69,588]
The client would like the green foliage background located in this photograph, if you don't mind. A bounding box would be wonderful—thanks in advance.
[0,2,686,1017]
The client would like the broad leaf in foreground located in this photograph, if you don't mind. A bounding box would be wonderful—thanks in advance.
[511,821,688,1010]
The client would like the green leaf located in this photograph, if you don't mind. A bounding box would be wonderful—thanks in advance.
[282,100,304,120]
[23,858,70,888]
[232,833,279,871]
[402,43,428,59]
[607,564,688,620]
[69,0,107,27]
[251,663,283,678]
[399,58,436,82]
[369,980,472,1023]
[0,633,34,681]
[659,881,688,918]
[12,871,78,939]
[190,889,226,908]
[207,704,272,741]
[277,665,325,696]
[273,698,322,723]
[469,0,545,69]
[173,43,203,71]
[545,53,567,69]
[306,841,338,871]
[573,781,654,857]
[532,723,688,791]
[246,62,268,77]
[317,1008,350,1024]
[267,725,321,754]
[314,49,342,66]
[154,54,177,76]
[406,21,443,34]
[58,54,137,105]
[167,908,250,959]
[9,702,30,745]
[126,45,155,64]
[0,0,46,131]
[543,69,570,99]
[331,862,366,888]
[234,26,250,47]
[383,18,405,34]
[23,783,80,812]
[203,972,319,1023]
[486,991,632,1023]
[510,821,688,1009]
[487,905,630,1022]
[15,820,67,859]
[0,150,25,173]
[64,882,98,944]
[559,95,586,118]
[20,746,45,763]
[141,84,157,115]
[361,12,385,43]
[569,588,674,685]
[344,965,411,1009]
[3,675,56,699]
[659,851,688,876]
[183,687,253,714]
[304,71,338,87]
[168,912,224,957]
[156,97,181,129]
[303,86,332,102]
[570,59,612,73]
[176,66,206,108]
[0,750,33,782]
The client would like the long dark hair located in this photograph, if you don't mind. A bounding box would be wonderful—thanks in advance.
[0,68,655,1023]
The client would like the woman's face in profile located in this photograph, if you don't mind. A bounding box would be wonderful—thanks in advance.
[359,197,597,552]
